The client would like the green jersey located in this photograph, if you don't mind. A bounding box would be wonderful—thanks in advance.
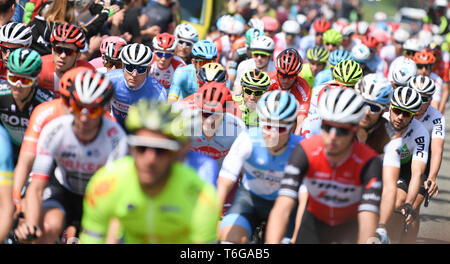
[80,156,219,244]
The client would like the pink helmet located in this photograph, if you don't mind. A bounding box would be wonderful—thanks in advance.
[261,16,279,32]
[100,36,127,55]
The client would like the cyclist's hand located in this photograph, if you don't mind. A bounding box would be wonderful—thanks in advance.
[400,203,416,225]
[14,222,42,243]
[425,179,438,198]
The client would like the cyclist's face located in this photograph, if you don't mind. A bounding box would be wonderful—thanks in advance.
[278,75,296,90]
[315,32,323,46]
[310,61,326,76]
[9,74,35,102]
[252,52,270,69]
[52,43,79,73]
[132,129,176,190]
[0,42,23,66]
[322,121,356,156]
[72,108,103,141]
[154,50,173,70]
[389,105,413,131]
[123,67,148,88]
[201,111,224,137]
[175,39,193,58]
[359,107,382,129]
[415,94,431,117]
[417,64,432,77]
[261,120,294,149]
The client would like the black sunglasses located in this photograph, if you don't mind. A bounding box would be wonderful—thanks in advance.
[178,40,193,47]
[135,145,170,155]
[417,64,432,70]
[321,123,354,136]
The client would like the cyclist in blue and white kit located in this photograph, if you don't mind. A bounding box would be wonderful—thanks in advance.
[0,124,14,242]
[107,43,167,128]
[218,91,305,244]
[168,40,221,102]
[313,49,351,89]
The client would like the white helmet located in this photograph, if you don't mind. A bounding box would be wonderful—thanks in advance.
[248,18,265,32]
[408,75,436,96]
[296,14,307,27]
[357,21,370,35]
[318,86,366,124]
[120,43,153,66]
[403,38,421,52]
[73,70,113,106]
[418,30,433,47]
[341,24,356,38]
[225,19,245,35]
[374,11,387,22]
[174,23,199,43]
[435,0,448,7]
[389,57,417,86]
[390,86,422,113]
[431,34,444,46]
[355,73,393,106]
[351,44,371,64]
[393,28,410,43]
[282,20,300,35]
[250,36,275,52]
[0,22,32,46]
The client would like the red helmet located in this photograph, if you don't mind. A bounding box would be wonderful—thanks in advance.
[313,18,331,33]
[413,50,436,65]
[276,48,303,75]
[196,81,232,112]
[152,33,177,52]
[104,42,126,60]
[361,34,378,48]
[50,24,86,49]
[59,66,92,104]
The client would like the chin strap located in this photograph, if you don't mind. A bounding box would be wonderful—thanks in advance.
[20,86,36,104]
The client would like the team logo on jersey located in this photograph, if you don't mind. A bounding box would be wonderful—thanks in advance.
[85,177,118,208]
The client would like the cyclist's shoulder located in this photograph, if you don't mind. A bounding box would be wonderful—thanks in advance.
[172,56,187,67]
[105,69,124,80]
[0,81,11,96]
[35,85,56,102]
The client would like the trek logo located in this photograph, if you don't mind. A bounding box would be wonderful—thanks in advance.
[432,118,443,136]
[415,136,425,158]
[1,113,28,127]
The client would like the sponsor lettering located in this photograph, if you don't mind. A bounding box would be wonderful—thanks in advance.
[1,113,28,127]
[432,118,443,136]
[415,136,425,158]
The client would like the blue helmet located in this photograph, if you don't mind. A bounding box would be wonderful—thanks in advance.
[257,90,299,122]
[355,73,393,106]
[192,40,218,60]
[328,49,351,66]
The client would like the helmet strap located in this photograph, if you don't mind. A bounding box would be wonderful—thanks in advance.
[20,84,36,104]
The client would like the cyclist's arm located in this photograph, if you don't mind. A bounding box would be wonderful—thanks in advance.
[427,138,444,195]
[191,184,220,243]
[0,185,13,242]
[168,67,185,102]
[266,145,309,244]
[217,132,252,214]
[406,135,430,205]
[438,82,448,114]
[357,156,383,243]
[0,128,14,241]
[295,114,306,135]
[227,50,240,86]
[12,151,35,211]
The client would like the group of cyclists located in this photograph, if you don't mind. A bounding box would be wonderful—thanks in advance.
[0,0,448,244]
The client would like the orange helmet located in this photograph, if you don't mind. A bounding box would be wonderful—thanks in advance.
[361,34,378,49]
[413,50,436,65]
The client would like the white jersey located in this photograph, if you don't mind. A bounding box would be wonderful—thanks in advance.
[417,105,446,140]
[148,55,186,90]
[233,58,276,90]
[430,72,443,103]
[31,115,127,195]
[382,112,430,168]
[300,81,331,138]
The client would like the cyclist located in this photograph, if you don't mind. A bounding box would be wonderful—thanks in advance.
[300,46,330,88]
[38,23,95,96]
[273,20,302,59]
[383,86,430,244]
[0,22,32,80]
[413,50,443,112]
[340,24,357,51]
[361,35,388,77]
[322,29,342,53]
[380,28,410,65]
[268,48,311,134]
[233,36,276,94]
[388,57,418,88]
[427,40,450,114]
[168,40,218,102]
[233,69,271,127]
[218,90,303,244]
[402,38,422,60]
[313,49,352,88]
[99,41,126,73]
[88,36,127,72]
[107,43,167,128]
[173,23,199,65]
[227,28,265,86]
[0,48,54,163]
[405,75,445,243]
[14,71,127,243]
[266,87,382,244]
[0,124,14,242]
[80,99,219,243]
[215,18,245,66]
[351,44,372,75]
[299,17,331,61]
[149,33,186,91]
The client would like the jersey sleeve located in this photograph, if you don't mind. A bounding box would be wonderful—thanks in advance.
[382,137,402,168]
[219,131,253,182]
[431,113,446,140]
[358,157,382,214]
[411,130,430,164]
[80,163,121,244]
[0,126,13,186]
[168,67,185,101]
[297,78,311,116]
[278,144,309,200]
[190,183,220,243]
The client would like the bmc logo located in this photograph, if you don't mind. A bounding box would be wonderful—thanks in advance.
[1,113,28,127]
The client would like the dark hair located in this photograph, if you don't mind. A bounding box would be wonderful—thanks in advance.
[0,0,15,15]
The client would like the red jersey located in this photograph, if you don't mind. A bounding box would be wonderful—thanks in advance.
[0,61,6,80]
[432,58,450,82]
[268,71,311,116]
[38,54,95,95]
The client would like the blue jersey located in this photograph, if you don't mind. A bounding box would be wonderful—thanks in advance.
[106,69,167,127]
[0,124,13,186]
[366,54,388,76]
[220,127,303,200]
[313,68,333,89]
[184,150,219,188]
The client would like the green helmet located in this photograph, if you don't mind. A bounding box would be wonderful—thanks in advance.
[307,46,330,63]
[125,99,198,143]
[241,69,270,90]
[7,48,42,77]
[332,59,363,87]
[245,28,264,47]
[323,29,343,46]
